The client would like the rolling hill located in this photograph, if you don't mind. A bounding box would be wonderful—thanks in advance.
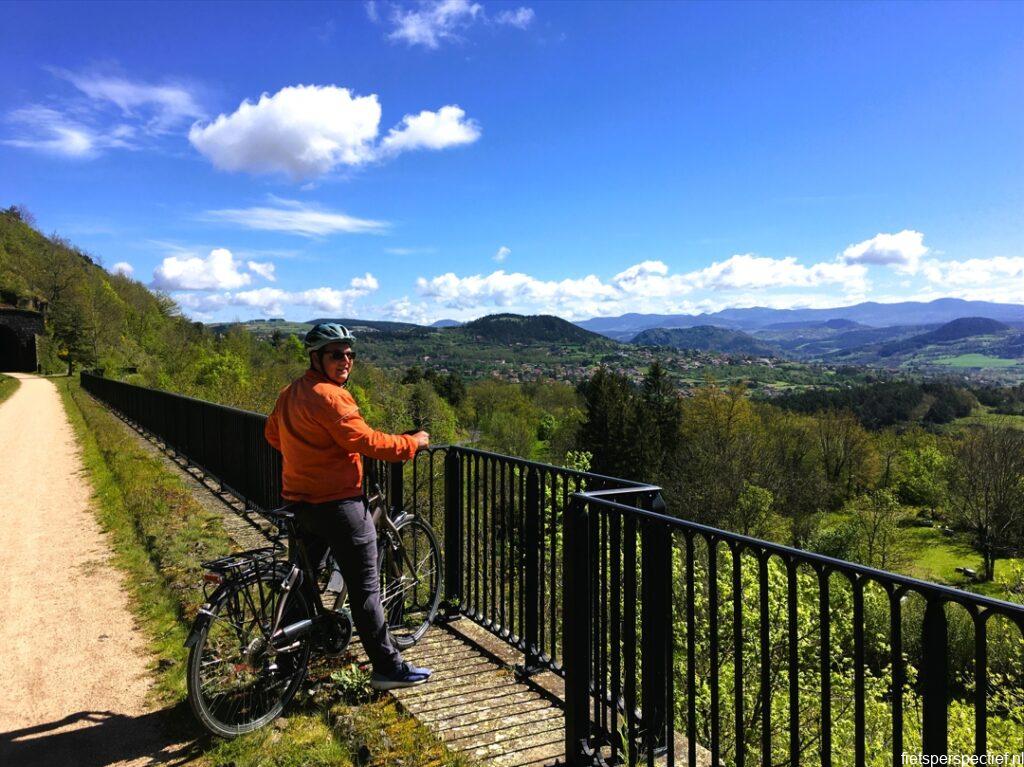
[454,313,611,346]
[632,326,779,356]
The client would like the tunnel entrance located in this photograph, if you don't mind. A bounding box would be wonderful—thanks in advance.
[0,309,43,372]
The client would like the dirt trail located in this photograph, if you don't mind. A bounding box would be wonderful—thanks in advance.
[0,374,188,767]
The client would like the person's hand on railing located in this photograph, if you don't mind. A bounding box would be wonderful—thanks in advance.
[411,431,430,450]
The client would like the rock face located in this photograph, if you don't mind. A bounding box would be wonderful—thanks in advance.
[0,308,44,372]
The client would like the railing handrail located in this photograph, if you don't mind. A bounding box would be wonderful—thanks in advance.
[80,371,268,420]
[436,443,653,488]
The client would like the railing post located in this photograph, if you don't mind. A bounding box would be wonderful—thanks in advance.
[921,598,948,757]
[442,449,463,618]
[564,494,595,766]
[640,492,671,756]
[516,466,543,676]
[388,459,404,515]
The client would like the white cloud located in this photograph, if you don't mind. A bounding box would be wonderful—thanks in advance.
[385,246,436,255]
[841,230,928,275]
[921,255,1024,287]
[379,105,481,155]
[189,85,381,179]
[350,273,380,291]
[495,7,534,28]
[5,70,202,159]
[916,256,1024,303]
[414,254,870,320]
[381,296,435,324]
[493,245,511,263]
[152,247,252,290]
[246,261,276,281]
[386,1,535,48]
[389,0,482,48]
[4,106,100,158]
[204,199,387,237]
[417,269,620,318]
[56,70,202,131]
[111,261,134,277]
[688,253,869,292]
[173,273,379,317]
[189,84,480,180]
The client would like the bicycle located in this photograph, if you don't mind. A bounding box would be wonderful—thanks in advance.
[184,484,442,738]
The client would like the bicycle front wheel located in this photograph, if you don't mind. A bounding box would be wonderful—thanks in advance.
[378,517,442,648]
[186,567,311,737]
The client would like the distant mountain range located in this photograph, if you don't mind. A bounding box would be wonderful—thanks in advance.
[215,299,1024,374]
[577,298,1024,337]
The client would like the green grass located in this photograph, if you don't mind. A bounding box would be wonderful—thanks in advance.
[933,353,1021,368]
[0,372,19,407]
[902,525,983,586]
[944,409,1024,432]
[57,377,474,767]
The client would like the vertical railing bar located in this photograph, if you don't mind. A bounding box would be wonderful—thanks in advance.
[974,613,987,757]
[593,509,603,737]
[625,514,638,766]
[499,459,507,635]
[666,533,675,767]
[788,559,800,767]
[854,578,866,767]
[551,470,560,665]
[921,598,949,757]
[564,495,592,764]
[688,536,696,767]
[709,537,720,766]
[611,510,622,762]
[891,588,904,766]
[599,496,609,735]
[759,553,771,767]
[472,454,480,616]
[819,570,832,767]
[733,544,745,767]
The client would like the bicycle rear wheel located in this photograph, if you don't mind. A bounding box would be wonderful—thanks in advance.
[186,566,311,737]
[378,517,442,648]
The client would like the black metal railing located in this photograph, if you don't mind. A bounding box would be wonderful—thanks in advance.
[564,492,1024,767]
[81,373,1024,766]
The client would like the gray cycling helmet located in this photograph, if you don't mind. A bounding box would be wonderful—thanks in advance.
[304,323,355,352]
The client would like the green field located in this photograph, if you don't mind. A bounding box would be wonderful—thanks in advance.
[933,353,1021,368]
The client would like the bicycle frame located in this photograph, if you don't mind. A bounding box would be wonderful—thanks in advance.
[270,487,415,650]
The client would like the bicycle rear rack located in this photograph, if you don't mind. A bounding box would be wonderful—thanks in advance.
[200,547,283,592]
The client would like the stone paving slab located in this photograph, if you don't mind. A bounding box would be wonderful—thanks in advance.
[351,622,566,767]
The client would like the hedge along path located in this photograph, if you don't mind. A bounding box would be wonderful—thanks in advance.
[0,374,178,767]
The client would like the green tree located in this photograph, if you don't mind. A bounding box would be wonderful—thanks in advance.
[946,425,1024,581]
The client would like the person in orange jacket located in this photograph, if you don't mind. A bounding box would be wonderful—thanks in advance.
[265,323,432,690]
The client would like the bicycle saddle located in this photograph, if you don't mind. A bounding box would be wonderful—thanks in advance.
[266,503,299,523]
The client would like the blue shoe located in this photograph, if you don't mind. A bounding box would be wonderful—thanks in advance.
[370,661,433,690]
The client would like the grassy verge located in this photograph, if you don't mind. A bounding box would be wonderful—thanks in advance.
[0,372,19,407]
[57,377,474,767]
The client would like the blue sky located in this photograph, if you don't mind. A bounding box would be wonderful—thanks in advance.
[2,0,1023,323]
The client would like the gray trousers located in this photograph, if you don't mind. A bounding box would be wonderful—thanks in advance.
[293,496,403,675]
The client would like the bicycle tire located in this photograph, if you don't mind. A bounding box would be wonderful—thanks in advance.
[186,565,312,738]
[378,516,442,649]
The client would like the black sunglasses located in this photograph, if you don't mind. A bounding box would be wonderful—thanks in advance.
[324,350,356,361]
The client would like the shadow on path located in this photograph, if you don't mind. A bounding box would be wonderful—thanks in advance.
[0,704,202,767]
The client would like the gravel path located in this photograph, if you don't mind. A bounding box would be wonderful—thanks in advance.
[0,374,190,767]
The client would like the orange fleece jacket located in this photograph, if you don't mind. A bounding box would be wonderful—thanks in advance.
[265,369,418,503]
